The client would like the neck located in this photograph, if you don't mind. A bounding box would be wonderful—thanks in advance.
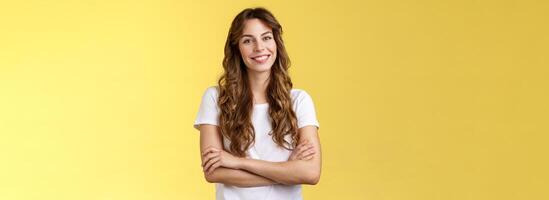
[247,70,270,103]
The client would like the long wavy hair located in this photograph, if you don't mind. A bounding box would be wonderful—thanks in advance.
[217,7,299,157]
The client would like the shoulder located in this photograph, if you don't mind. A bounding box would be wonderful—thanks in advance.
[204,86,219,95]
[199,86,220,104]
[202,86,219,98]
[291,88,312,100]
[290,88,314,105]
[290,88,319,128]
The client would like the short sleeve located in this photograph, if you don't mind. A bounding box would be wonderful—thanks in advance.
[193,87,220,130]
[293,90,320,129]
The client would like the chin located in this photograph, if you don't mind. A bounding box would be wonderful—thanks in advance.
[246,62,274,73]
[248,66,272,73]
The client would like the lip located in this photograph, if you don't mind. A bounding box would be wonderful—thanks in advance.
[250,54,271,59]
[250,54,271,64]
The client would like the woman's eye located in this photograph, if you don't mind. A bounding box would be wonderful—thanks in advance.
[263,36,272,41]
[242,39,250,44]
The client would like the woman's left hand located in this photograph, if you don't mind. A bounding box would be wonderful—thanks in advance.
[201,146,242,174]
[289,140,315,161]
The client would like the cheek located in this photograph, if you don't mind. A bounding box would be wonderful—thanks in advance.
[238,45,251,57]
[269,44,277,58]
[269,41,277,52]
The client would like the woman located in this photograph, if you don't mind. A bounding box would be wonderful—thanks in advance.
[193,7,321,200]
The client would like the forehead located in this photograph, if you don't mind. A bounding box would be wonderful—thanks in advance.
[241,18,273,36]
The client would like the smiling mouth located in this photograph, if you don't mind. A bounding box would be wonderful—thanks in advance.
[251,55,270,63]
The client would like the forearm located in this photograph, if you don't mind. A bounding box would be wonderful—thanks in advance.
[238,158,320,185]
[205,167,278,187]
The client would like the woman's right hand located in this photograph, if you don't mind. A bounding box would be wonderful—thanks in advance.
[289,140,315,161]
[201,147,243,174]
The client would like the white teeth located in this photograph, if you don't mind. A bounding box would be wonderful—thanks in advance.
[252,55,268,61]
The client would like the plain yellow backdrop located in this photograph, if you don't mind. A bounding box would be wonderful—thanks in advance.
[1,0,548,199]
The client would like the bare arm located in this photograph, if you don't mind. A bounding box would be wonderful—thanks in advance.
[199,124,278,187]
[236,126,322,185]
[203,167,276,187]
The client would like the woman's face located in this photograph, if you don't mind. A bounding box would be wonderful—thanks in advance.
[238,18,277,74]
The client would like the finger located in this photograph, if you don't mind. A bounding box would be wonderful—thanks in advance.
[201,151,213,166]
[201,147,220,157]
[201,151,220,166]
[204,158,220,174]
[290,145,306,159]
[203,152,220,169]
[290,142,310,159]
[296,145,314,156]
[302,155,314,160]
[202,151,220,166]
[297,149,315,160]
[302,144,314,152]
[293,143,305,152]
[299,149,316,159]
[296,142,310,152]
[203,156,221,172]
[203,147,220,156]
[207,161,222,174]
[299,149,315,158]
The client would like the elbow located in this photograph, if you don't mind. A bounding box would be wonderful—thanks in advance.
[293,162,321,185]
[204,172,217,183]
[302,171,321,185]
[306,174,320,185]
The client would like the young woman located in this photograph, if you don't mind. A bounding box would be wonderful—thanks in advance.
[193,7,321,200]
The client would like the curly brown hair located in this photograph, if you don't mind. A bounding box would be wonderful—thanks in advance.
[217,7,299,157]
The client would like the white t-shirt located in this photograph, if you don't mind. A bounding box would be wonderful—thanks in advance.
[193,86,320,200]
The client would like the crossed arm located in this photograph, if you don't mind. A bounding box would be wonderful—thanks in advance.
[199,124,322,187]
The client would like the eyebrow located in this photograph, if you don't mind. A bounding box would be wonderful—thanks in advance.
[241,31,273,39]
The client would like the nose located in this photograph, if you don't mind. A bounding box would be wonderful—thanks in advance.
[254,41,265,52]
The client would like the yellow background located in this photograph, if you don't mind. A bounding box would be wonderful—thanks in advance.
[1,0,548,199]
